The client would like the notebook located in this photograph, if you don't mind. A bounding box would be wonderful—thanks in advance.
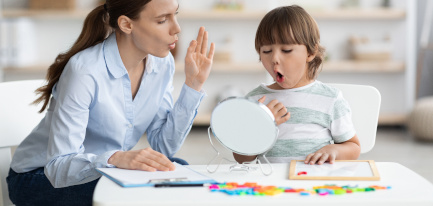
[96,162,217,187]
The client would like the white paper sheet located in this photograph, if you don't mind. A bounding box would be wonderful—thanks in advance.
[96,162,216,187]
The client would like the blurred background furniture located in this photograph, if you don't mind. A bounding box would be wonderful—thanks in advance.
[0,79,46,206]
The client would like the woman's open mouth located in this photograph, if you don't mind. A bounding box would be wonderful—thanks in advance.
[276,71,284,83]
[169,42,176,50]
[169,40,177,50]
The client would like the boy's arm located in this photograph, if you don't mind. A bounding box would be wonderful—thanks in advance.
[304,135,361,165]
[233,153,257,163]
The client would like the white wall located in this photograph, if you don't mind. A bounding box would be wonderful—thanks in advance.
[416,0,433,98]
[0,0,418,123]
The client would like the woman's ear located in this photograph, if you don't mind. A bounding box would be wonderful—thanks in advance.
[118,15,133,34]
[307,44,318,62]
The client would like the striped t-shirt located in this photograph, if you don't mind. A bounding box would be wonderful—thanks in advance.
[246,81,356,163]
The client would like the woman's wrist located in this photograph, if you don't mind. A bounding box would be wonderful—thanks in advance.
[108,151,121,165]
[185,80,203,92]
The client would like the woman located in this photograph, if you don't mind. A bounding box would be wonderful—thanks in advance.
[7,0,215,205]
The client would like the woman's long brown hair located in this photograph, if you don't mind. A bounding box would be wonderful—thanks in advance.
[33,0,151,113]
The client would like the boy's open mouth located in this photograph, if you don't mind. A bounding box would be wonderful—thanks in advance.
[276,71,284,83]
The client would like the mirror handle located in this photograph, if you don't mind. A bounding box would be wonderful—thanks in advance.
[257,154,273,176]
[206,127,222,173]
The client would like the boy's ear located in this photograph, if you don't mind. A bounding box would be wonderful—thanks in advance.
[307,44,318,62]
[118,15,133,34]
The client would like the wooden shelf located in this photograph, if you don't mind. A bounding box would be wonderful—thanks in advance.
[2,9,91,19]
[193,113,407,126]
[180,8,406,20]
[3,60,405,74]
[3,64,49,73]
[177,60,404,73]
[3,8,405,20]
[174,61,264,73]
[309,8,406,20]
[322,61,405,73]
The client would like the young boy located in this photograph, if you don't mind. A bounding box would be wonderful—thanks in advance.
[234,5,360,165]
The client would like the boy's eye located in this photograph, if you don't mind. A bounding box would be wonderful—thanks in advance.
[262,50,272,54]
[158,19,167,24]
[282,50,292,53]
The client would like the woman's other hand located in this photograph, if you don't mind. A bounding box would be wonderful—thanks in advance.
[184,27,215,91]
[108,148,175,171]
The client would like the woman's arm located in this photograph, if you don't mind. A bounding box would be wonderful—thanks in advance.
[146,27,214,157]
[45,59,117,188]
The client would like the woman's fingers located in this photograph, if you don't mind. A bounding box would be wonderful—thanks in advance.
[195,27,205,53]
[201,31,208,55]
[128,148,175,171]
[186,40,197,59]
[208,42,215,60]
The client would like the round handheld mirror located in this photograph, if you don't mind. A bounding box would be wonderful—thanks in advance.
[207,97,279,175]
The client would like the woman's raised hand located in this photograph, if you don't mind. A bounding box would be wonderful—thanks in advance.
[184,27,215,91]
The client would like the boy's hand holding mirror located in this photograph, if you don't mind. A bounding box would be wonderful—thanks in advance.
[258,96,290,125]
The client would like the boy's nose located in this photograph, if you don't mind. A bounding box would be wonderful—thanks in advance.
[271,53,279,65]
[272,57,279,65]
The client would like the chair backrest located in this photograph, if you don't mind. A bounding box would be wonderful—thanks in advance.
[326,83,381,154]
[0,79,46,206]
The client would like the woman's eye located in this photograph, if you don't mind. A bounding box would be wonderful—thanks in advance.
[282,50,292,53]
[158,19,167,24]
[262,50,272,54]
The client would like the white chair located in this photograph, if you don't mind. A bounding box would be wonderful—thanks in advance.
[0,79,46,206]
[326,83,381,153]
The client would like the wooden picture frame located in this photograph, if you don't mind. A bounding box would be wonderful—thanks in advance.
[289,160,380,181]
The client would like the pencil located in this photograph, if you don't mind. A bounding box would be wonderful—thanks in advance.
[154,183,205,188]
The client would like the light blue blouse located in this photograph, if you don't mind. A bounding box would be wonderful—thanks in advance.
[10,33,205,188]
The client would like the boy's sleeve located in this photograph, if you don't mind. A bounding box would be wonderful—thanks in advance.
[330,91,356,143]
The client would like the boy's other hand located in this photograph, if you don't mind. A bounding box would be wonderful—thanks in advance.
[258,96,290,125]
[304,145,338,165]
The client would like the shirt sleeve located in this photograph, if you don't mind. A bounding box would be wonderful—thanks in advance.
[45,58,118,188]
[147,83,205,157]
[146,57,205,157]
[330,91,356,143]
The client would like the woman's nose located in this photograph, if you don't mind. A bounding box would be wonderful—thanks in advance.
[171,17,181,35]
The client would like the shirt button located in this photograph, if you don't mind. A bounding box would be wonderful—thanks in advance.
[128,124,133,128]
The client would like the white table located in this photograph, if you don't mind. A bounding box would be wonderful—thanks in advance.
[93,162,433,206]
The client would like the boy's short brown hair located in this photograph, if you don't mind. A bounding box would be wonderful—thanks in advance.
[255,5,325,80]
